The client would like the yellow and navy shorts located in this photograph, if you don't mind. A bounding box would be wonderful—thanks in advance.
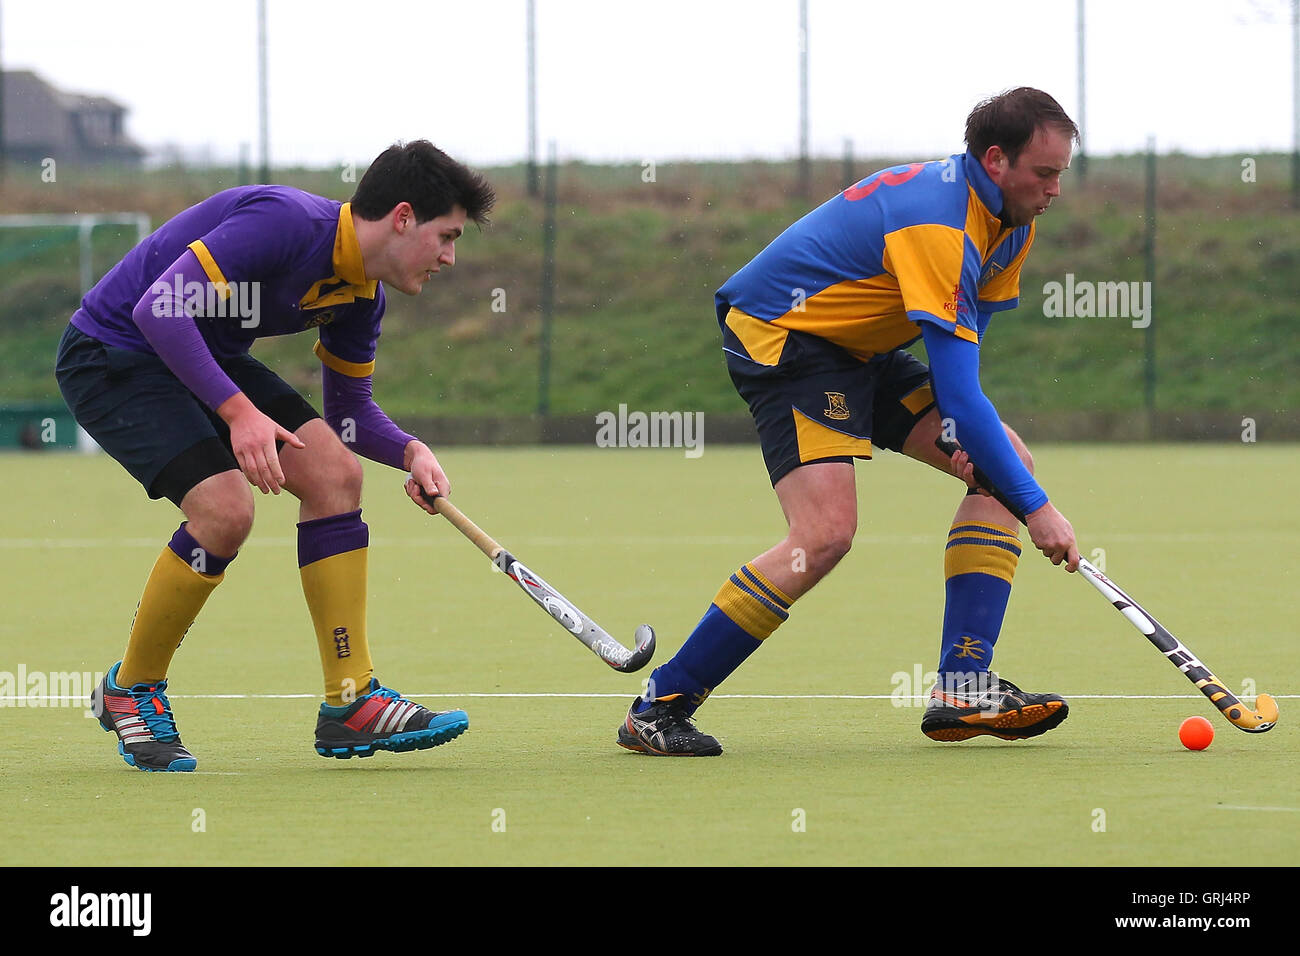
[726,329,936,486]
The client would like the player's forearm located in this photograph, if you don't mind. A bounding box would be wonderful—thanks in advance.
[921,322,1048,515]
[133,251,240,410]
[321,365,416,469]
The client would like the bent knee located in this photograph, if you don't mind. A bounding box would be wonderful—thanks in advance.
[182,472,255,550]
[794,526,855,578]
[288,437,364,509]
[330,448,364,500]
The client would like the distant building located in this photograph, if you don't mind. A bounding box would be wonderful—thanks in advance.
[1,70,145,166]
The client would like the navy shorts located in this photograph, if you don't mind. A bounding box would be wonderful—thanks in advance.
[55,324,320,506]
[727,330,936,486]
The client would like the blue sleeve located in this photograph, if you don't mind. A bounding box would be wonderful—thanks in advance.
[921,322,1048,516]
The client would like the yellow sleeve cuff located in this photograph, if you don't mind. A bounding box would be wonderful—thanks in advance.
[314,340,376,377]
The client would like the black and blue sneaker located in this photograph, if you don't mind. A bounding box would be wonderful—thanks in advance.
[92,661,197,772]
[315,679,469,759]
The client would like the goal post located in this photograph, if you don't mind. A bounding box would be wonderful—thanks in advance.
[0,212,151,452]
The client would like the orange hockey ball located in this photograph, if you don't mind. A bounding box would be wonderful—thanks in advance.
[1179,716,1214,751]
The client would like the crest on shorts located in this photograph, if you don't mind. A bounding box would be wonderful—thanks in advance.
[823,392,851,421]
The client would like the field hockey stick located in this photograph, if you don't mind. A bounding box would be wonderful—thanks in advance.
[935,435,1278,733]
[415,487,656,673]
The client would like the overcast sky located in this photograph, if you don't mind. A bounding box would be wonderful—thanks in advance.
[3,0,1293,167]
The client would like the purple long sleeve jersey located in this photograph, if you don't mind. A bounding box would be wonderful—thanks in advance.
[70,185,415,468]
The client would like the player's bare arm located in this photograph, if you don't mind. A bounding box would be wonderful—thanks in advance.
[1025,502,1079,570]
[403,440,451,516]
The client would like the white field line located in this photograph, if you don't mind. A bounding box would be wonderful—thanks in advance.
[1214,805,1300,813]
[4,693,1296,703]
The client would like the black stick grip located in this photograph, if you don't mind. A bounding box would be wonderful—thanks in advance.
[934,435,1028,525]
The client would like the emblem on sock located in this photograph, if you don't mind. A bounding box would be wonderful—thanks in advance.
[333,626,352,659]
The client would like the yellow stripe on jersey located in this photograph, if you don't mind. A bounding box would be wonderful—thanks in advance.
[313,340,376,377]
[186,240,232,298]
[882,220,965,324]
[725,307,789,366]
[963,188,1006,261]
[980,223,1036,306]
[899,382,935,415]
[792,406,872,463]
[775,274,922,361]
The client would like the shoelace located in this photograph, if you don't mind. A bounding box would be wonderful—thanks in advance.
[128,682,180,742]
[657,699,698,727]
[368,685,405,703]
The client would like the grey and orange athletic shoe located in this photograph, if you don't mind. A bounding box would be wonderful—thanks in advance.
[617,695,722,756]
[315,679,468,758]
[921,672,1069,741]
[92,661,197,772]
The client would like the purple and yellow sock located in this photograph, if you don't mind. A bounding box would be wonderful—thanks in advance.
[640,563,792,715]
[937,521,1021,680]
[118,523,235,686]
[299,509,375,706]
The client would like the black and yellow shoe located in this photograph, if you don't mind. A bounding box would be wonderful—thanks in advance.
[617,696,722,756]
[921,673,1068,742]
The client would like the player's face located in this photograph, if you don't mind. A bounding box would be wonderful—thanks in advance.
[392,205,468,295]
[986,125,1073,227]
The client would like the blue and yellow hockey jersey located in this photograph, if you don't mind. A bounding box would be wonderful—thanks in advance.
[717,151,1032,365]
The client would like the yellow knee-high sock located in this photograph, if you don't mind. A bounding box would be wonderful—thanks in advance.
[119,525,231,686]
[298,510,374,706]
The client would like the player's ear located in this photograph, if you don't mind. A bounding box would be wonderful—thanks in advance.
[981,145,1008,178]
[391,201,416,234]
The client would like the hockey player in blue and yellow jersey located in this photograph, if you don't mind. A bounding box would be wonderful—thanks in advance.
[618,87,1084,755]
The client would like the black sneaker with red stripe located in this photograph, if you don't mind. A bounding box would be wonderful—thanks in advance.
[92,661,197,772]
[315,678,469,759]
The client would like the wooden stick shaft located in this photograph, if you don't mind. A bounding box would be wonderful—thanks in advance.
[431,496,503,560]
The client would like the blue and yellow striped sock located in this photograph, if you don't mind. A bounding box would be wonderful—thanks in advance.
[639,563,792,715]
[938,521,1021,679]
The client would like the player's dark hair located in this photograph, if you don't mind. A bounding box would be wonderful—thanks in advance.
[965,88,1080,166]
[351,140,495,225]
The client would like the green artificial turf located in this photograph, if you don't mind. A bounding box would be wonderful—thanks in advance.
[1,445,1296,866]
